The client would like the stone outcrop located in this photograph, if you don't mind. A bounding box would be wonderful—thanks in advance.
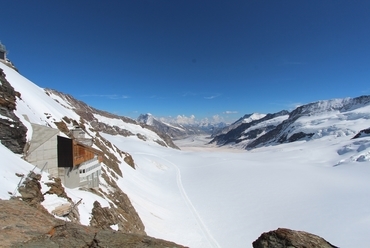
[44,177,71,200]
[90,200,119,230]
[252,228,338,248]
[17,171,44,207]
[0,199,187,248]
[352,127,370,139]
[0,68,27,153]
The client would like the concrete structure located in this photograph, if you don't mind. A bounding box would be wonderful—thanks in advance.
[25,123,102,188]
[0,41,6,61]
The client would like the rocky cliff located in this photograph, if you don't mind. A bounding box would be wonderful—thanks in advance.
[0,67,27,154]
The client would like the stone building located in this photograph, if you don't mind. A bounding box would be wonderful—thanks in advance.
[25,124,102,188]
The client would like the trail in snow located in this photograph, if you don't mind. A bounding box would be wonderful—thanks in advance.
[135,152,221,248]
[172,160,221,248]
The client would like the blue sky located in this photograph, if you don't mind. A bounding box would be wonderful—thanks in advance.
[2,1,370,123]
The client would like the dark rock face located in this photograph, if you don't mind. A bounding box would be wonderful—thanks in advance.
[352,127,370,139]
[0,68,27,153]
[287,132,314,142]
[210,111,289,147]
[252,228,338,248]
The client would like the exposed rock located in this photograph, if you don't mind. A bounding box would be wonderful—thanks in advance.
[18,171,44,207]
[252,228,338,248]
[94,134,124,175]
[0,68,28,154]
[210,111,289,147]
[124,153,136,169]
[352,127,370,139]
[90,200,118,230]
[44,177,71,200]
[0,199,187,248]
[287,132,314,142]
[100,171,146,234]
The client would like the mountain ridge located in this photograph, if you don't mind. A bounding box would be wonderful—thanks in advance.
[209,96,370,150]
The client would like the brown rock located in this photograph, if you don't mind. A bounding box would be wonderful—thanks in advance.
[44,177,71,200]
[18,172,44,207]
[90,200,117,230]
[253,228,339,248]
[0,199,187,248]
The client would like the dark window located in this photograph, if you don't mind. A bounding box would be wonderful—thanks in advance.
[57,136,73,167]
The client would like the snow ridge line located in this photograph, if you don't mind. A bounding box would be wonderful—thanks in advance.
[135,152,221,248]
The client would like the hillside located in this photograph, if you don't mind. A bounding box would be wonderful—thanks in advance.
[0,61,185,245]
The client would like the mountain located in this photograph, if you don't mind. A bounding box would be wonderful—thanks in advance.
[210,96,370,150]
[137,113,189,140]
[209,110,289,148]
[210,113,267,138]
[137,113,227,139]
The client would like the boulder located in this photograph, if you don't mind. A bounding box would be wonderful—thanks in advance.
[253,228,338,248]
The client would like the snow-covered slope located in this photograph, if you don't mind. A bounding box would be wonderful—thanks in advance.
[0,62,177,237]
[2,61,370,247]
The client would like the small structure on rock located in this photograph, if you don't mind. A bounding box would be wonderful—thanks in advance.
[0,41,6,61]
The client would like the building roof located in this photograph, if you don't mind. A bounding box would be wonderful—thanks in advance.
[27,123,60,154]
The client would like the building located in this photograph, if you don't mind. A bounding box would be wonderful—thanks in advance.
[0,41,6,61]
[25,124,102,188]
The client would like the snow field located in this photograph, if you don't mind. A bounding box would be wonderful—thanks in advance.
[103,133,370,248]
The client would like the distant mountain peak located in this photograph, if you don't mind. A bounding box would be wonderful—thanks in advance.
[137,113,155,126]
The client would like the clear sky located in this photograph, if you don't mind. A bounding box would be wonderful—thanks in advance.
[2,1,370,123]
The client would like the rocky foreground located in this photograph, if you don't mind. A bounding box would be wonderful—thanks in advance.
[0,199,187,248]
[1,198,340,248]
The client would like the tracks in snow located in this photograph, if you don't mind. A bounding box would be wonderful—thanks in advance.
[135,152,221,248]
